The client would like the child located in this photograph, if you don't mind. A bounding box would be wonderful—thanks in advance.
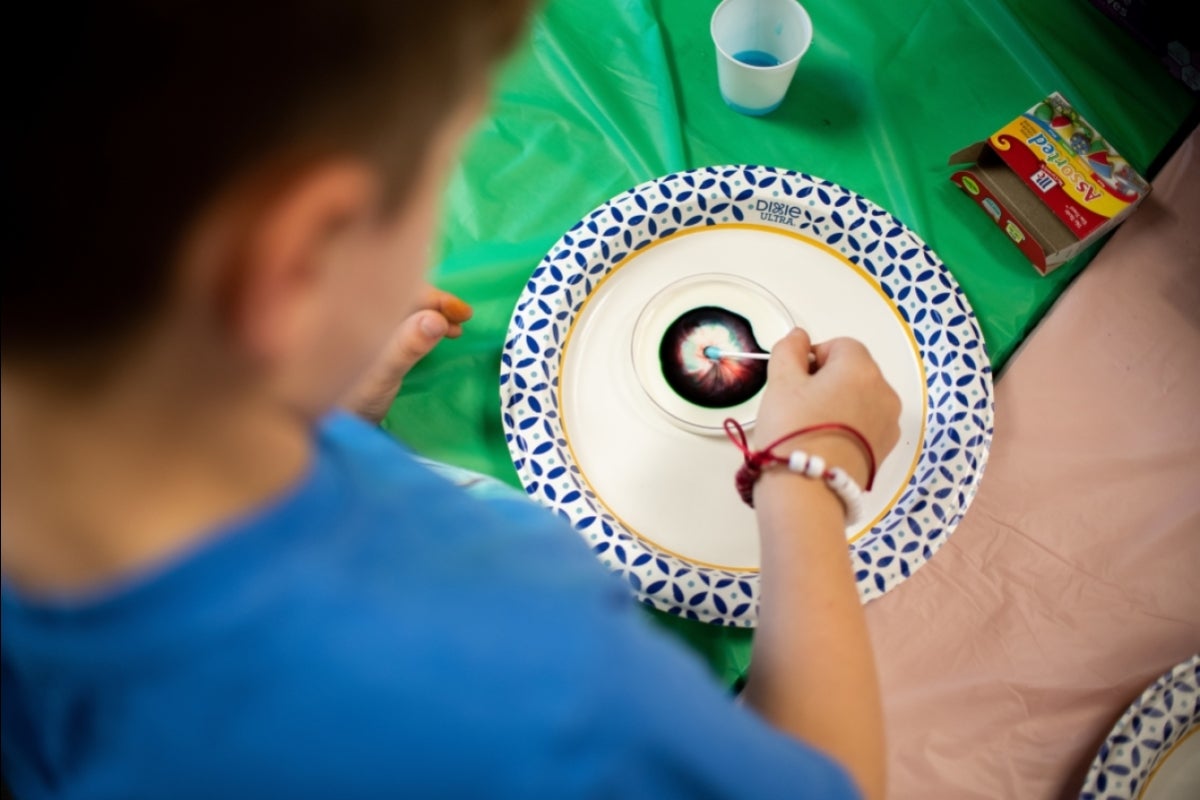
[2,2,901,798]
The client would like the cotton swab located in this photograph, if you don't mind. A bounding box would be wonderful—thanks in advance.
[703,346,816,363]
[703,346,770,361]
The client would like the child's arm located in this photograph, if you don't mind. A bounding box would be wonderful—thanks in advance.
[340,288,473,423]
[740,329,901,800]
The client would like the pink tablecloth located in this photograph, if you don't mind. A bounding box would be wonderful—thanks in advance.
[864,127,1200,799]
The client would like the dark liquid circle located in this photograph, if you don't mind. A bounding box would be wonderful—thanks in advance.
[658,306,769,408]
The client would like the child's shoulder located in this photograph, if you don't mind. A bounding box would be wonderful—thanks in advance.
[315,411,591,555]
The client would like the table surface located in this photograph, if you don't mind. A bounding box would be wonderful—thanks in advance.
[865,127,1199,800]
[383,0,1198,685]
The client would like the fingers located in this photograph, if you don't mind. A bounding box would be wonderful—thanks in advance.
[757,328,903,474]
[340,310,449,424]
[389,287,472,372]
[769,327,814,377]
[441,295,473,325]
[811,336,869,371]
[342,291,470,423]
[772,332,873,378]
[391,310,450,373]
[810,340,833,369]
[420,288,474,326]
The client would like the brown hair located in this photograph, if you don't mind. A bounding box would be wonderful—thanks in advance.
[5,1,534,361]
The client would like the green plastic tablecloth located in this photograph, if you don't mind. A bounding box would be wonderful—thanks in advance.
[383,0,1197,686]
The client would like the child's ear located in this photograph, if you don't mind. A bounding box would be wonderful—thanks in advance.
[219,160,378,363]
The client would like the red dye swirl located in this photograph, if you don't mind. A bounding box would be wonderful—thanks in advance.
[658,306,768,408]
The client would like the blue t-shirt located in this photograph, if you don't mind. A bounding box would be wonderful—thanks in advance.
[2,412,858,799]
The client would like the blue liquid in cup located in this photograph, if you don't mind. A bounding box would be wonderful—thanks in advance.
[732,49,781,67]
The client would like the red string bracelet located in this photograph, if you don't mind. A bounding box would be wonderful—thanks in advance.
[722,417,877,508]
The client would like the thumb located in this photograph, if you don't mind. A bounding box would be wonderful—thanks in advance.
[768,327,814,376]
[388,310,449,373]
[340,311,451,424]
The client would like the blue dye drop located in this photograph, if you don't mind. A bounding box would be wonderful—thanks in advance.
[733,49,781,67]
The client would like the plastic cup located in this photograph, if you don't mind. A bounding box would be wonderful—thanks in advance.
[710,0,813,116]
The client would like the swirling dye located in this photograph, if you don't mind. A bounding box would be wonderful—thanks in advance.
[658,306,768,408]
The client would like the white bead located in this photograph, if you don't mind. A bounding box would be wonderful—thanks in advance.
[804,454,825,479]
[831,468,859,497]
[826,469,848,491]
[782,457,867,527]
[843,495,865,527]
[827,468,865,527]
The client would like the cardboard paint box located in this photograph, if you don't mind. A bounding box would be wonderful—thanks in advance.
[948,92,1151,274]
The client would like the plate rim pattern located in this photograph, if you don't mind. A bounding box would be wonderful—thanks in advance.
[1080,653,1200,800]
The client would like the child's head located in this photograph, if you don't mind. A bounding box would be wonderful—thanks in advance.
[7,1,533,414]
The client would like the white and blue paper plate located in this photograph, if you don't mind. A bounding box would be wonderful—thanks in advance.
[1080,654,1200,800]
[500,165,994,625]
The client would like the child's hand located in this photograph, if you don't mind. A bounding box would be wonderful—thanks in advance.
[341,288,473,424]
[754,328,901,488]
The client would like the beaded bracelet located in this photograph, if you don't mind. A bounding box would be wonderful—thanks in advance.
[723,418,876,525]
[782,449,867,526]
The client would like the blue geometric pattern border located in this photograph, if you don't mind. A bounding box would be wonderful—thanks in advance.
[1080,653,1200,800]
[500,165,995,626]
